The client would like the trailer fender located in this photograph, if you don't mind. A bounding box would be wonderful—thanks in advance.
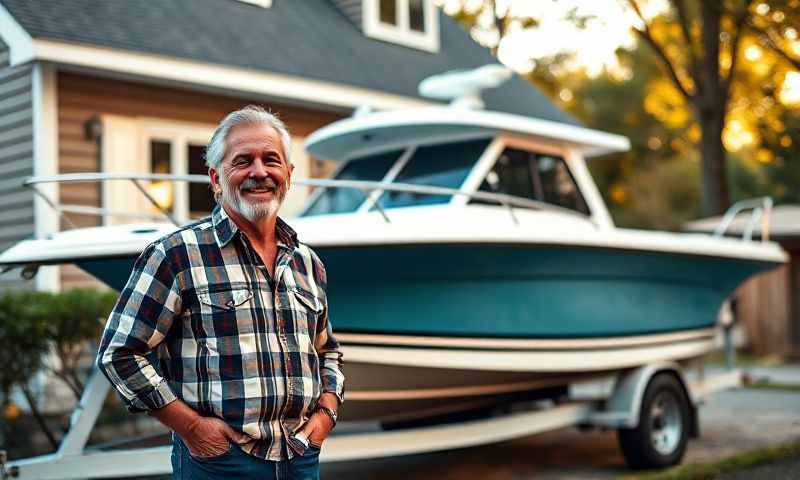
[590,362,694,430]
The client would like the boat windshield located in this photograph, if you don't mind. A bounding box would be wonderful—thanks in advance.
[373,138,491,210]
[300,138,490,216]
[301,149,401,216]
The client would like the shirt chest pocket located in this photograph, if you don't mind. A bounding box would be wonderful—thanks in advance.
[290,288,323,335]
[192,286,254,338]
[198,288,254,311]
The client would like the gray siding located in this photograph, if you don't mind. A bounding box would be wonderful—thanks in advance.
[0,56,35,289]
[330,0,362,27]
[0,37,9,68]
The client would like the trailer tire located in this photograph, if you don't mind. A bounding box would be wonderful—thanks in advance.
[617,372,690,469]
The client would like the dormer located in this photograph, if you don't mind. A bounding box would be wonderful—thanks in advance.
[332,0,440,53]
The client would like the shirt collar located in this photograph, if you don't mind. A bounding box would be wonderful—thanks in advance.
[212,204,298,250]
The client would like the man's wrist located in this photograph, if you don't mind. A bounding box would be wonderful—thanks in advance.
[315,405,337,427]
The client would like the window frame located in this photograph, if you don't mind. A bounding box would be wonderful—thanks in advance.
[363,0,440,53]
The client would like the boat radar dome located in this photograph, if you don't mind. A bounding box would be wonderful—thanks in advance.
[418,64,512,110]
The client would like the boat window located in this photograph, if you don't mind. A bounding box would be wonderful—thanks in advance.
[473,148,590,215]
[301,149,401,216]
[375,139,491,209]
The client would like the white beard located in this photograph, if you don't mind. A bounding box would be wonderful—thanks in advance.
[218,174,284,222]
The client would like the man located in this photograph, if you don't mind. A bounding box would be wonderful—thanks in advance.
[97,105,344,480]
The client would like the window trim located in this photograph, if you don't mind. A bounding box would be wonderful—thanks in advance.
[363,0,440,53]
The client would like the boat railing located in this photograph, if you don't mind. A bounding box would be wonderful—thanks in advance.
[23,172,586,228]
[713,197,773,242]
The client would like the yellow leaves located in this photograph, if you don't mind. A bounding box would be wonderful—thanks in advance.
[610,183,629,204]
[4,402,20,420]
[780,135,793,148]
[723,119,757,152]
[744,44,763,61]
[756,148,774,163]
[780,71,800,107]
[687,124,701,143]
[644,78,692,129]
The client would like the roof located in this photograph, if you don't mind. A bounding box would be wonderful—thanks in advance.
[0,0,578,125]
[685,204,800,240]
[305,106,630,161]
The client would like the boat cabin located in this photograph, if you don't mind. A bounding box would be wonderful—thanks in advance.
[300,106,629,230]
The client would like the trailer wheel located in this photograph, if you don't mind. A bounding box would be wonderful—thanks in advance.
[617,372,690,469]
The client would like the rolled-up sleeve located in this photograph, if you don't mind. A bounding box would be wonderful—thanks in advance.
[96,241,182,412]
[311,253,345,404]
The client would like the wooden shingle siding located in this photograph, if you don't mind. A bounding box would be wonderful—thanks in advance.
[330,0,363,26]
[57,72,343,288]
[0,60,34,290]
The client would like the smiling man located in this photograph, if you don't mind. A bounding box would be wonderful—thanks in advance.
[97,105,344,480]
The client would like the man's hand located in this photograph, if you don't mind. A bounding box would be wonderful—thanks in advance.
[301,410,335,447]
[182,416,250,458]
[150,399,250,458]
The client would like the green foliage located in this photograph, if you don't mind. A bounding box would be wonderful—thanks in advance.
[0,291,51,400]
[0,288,117,400]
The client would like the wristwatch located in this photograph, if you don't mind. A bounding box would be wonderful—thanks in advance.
[315,405,338,426]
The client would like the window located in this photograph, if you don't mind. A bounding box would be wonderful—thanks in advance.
[364,0,439,52]
[375,139,490,209]
[474,147,590,215]
[140,123,215,222]
[301,149,401,216]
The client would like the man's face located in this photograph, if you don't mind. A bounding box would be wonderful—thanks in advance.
[210,122,293,222]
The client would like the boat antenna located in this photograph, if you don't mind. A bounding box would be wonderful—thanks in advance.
[418,64,512,110]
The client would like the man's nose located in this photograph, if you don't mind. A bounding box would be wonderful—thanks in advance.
[249,158,269,178]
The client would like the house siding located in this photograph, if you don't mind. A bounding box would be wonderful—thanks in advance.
[0,44,35,289]
[57,72,343,288]
[330,0,363,27]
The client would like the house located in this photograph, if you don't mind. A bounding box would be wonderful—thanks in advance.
[0,0,575,292]
[686,205,800,356]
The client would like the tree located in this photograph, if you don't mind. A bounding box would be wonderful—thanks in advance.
[0,291,58,449]
[626,0,800,215]
[41,289,118,399]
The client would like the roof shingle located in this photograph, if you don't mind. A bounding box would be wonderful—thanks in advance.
[0,0,578,125]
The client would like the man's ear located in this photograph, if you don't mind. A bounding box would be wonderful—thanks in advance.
[209,167,221,197]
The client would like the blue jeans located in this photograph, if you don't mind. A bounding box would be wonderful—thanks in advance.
[171,434,320,480]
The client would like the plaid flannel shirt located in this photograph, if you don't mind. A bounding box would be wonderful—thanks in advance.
[97,205,345,460]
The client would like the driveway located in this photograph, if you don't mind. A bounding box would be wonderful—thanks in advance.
[322,380,800,479]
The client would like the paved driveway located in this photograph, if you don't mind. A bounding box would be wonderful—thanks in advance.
[322,386,800,480]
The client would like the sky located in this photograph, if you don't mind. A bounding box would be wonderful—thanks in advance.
[438,0,669,75]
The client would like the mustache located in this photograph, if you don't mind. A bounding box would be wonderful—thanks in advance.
[239,177,278,191]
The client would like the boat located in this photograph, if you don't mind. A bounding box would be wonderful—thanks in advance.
[0,66,787,426]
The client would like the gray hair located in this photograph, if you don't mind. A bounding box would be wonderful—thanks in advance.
[205,105,292,170]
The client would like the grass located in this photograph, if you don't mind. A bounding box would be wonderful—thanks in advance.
[742,380,800,392]
[703,350,790,367]
[616,438,800,480]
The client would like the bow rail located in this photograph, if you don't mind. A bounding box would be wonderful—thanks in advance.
[713,197,773,243]
[23,172,587,228]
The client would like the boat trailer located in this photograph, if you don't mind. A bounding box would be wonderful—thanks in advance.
[1,359,741,479]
